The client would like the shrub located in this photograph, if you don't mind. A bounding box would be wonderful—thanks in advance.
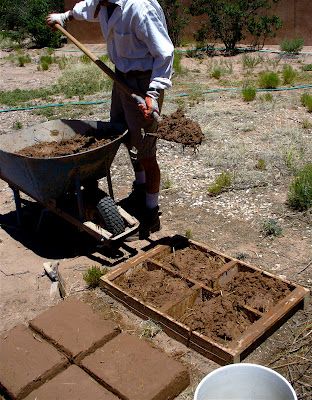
[263,92,273,101]
[280,38,304,54]
[242,85,256,102]
[287,164,312,211]
[17,54,31,67]
[190,0,282,53]
[301,93,312,112]
[211,67,222,79]
[13,121,23,130]
[255,158,266,170]
[83,266,107,288]
[208,172,232,196]
[158,0,189,46]
[259,71,280,89]
[242,54,263,69]
[282,64,296,85]
[80,54,91,64]
[261,219,282,237]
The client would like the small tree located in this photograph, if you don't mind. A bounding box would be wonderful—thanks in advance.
[159,0,189,46]
[190,0,282,53]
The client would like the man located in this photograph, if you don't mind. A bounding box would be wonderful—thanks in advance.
[47,0,174,239]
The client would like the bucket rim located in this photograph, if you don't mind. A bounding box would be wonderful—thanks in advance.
[194,363,297,400]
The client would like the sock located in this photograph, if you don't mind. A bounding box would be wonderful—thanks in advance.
[134,171,146,185]
[146,192,159,209]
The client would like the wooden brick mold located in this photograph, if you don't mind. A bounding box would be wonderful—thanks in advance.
[100,236,310,365]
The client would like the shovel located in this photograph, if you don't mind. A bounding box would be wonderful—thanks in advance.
[55,23,161,123]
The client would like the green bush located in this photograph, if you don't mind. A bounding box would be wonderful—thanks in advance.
[280,38,304,54]
[261,219,282,237]
[159,0,189,46]
[242,85,256,102]
[302,64,312,72]
[83,266,107,288]
[300,93,312,112]
[17,54,31,67]
[288,164,312,211]
[255,158,266,170]
[208,172,232,196]
[259,71,280,89]
[263,92,273,101]
[211,67,222,79]
[282,64,296,85]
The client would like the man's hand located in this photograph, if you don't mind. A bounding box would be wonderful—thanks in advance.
[138,89,160,120]
[46,11,71,28]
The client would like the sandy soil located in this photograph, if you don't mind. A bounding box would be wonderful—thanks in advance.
[0,45,311,399]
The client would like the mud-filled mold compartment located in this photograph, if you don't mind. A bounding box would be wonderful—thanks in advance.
[101,238,310,365]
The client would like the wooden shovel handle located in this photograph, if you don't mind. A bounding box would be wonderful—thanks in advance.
[55,23,161,123]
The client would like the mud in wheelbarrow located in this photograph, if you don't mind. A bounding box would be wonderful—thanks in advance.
[0,119,139,243]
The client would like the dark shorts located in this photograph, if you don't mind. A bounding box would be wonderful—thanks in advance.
[110,70,164,161]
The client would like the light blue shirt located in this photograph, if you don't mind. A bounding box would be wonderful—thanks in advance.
[72,0,174,90]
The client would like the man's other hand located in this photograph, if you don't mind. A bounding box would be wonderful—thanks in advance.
[46,11,71,28]
[138,90,160,120]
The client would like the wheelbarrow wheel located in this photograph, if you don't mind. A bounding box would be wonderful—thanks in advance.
[97,196,125,237]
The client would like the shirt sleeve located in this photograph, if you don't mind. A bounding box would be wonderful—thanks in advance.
[136,10,174,90]
[72,0,99,21]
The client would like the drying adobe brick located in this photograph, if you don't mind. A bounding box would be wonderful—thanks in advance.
[17,134,113,158]
[222,271,291,313]
[153,247,226,287]
[155,108,204,147]
[179,296,253,344]
[115,263,193,309]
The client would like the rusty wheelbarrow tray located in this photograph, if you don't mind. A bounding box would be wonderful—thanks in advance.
[0,119,139,243]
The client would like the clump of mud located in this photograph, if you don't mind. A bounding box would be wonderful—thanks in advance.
[156,109,204,147]
[17,134,113,158]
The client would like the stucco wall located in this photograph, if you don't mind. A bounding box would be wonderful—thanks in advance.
[64,0,312,46]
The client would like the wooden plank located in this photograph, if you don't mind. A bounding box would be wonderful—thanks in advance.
[117,206,138,226]
[231,286,310,354]
[83,221,112,239]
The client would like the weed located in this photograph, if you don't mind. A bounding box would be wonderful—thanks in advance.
[188,85,205,106]
[139,320,162,338]
[242,54,263,69]
[13,121,23,130]
[283,148,297,171]
[210,67,222,79]
[162,176,173,190]
[208,172,232,196]
[185,229,193,240]
[242,85,256,102]
[301,119,312,129]
[56,56,69,70]
[235,252,248,260]
[300,93,312,112]
[17,54,31,67]
[259,71,280,89]
[255,158,266,170]
[263,93,273,102]
[40,55,54,65]
[302,64,312,72]
[80,54,91,64]
[282,64,296,85]
[173,50,183,76]
[99,54,110,63]
[280,38,304,54]
[261,219,283,237]
[287,163,312,211]
[83,266,107,288]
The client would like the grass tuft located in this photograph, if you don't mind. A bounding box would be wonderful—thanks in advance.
[259,71,280,89]
[242,85,256,102]
[83,266,107,288]
[280,38,304,54]
[262,219,283,237]
[208,172,232,196]
[287,164,312,211]
[283,64,296,85]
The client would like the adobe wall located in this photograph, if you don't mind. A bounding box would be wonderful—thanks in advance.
[64,0,312,46]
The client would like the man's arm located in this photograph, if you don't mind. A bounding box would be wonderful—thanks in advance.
[46,0,100,27]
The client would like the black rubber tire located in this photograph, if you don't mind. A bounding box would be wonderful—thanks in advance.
[97,196,125,237]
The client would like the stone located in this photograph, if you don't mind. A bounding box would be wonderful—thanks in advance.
[0,325,68,399]
[29,297,119,361]
[81,332,190,400]
[24,365,119,400]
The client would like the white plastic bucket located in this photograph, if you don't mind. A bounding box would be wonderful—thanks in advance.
[194,363,297,400]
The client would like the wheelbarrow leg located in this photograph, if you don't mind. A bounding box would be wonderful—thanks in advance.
[106,167,114,200]
[11,187,22,226]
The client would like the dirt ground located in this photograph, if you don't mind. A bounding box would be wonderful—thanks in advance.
[0,44,311,399]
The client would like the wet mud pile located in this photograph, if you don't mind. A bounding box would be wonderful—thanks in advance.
[154,247,226,287]
[156,109,204,147]
[17,135,112,158]
[115,263,193,309]
[179,296,252,343]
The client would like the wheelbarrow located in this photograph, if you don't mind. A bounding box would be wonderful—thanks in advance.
[0,119,139,243]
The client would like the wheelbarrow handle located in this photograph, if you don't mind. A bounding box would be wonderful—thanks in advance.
[55,23,161,124]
